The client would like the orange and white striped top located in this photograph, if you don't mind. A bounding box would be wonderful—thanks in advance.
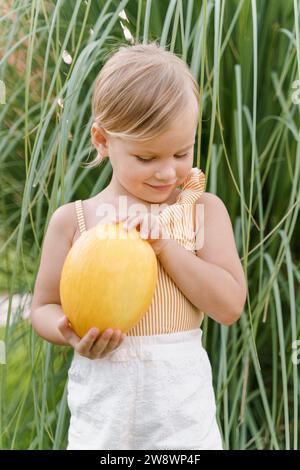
[74,167,206,336]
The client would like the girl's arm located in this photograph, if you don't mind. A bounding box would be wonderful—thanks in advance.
[31,303,69,345]
[30,203,76,345]
[157,192,247,326]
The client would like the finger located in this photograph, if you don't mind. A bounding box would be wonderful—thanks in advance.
[91,328,118,356]
[57,316,81,349]
[95,329,125,357]
[122,216,135,230]
[104,329,123,352]
[94,332,127,359]
[109,209,129,222]
[123,213,146,231]
[139,219,150,239]
[93,330,121,357]
[142,214,158,238]
[106,215,123,225]
[149,221,160,241]
[128,213,151,233]
[114,213,128,223]
[76,327,101,354]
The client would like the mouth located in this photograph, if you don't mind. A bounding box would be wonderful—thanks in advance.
[145,183,175,192]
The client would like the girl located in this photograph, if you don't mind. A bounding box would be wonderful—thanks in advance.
[30,42,247,450]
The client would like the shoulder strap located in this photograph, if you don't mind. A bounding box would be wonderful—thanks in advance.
[75,200,87,234]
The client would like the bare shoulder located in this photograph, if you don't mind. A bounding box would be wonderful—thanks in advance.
[50,201,77,241]
[195,191,234,246]
[195,191,231,231]
[196,191,228,212]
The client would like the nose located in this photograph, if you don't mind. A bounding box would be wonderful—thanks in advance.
[154,166,177,184]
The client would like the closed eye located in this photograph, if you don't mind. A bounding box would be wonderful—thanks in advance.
[135,154,188,163]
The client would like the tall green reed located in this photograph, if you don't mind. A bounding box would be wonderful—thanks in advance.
[0,0,299,449]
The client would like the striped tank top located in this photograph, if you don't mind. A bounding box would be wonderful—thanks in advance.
[74,167,206,336]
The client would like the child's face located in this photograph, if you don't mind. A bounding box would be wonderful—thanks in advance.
[92,96,198,203]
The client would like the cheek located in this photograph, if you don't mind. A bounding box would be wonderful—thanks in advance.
[175,157,193,183]
[179,154,193,171]
[124,161,151,183]
[133,162,153,176]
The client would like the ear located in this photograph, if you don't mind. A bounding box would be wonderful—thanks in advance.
[91,123,109,157]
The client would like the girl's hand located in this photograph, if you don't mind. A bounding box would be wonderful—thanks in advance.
[113,212,170,256]
[57,316,126,359]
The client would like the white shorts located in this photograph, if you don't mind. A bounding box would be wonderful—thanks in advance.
[66,328,223,450]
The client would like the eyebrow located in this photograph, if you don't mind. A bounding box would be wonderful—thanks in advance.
[133,141,195,156]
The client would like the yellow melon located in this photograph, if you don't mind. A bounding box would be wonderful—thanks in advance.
[59,222,158,338]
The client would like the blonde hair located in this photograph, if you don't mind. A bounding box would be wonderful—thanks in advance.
[84,41,199,169]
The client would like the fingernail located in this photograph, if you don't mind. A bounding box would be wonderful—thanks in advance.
[91,328,99,336]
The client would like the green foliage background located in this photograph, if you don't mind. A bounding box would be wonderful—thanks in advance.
[0,0,299,450]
